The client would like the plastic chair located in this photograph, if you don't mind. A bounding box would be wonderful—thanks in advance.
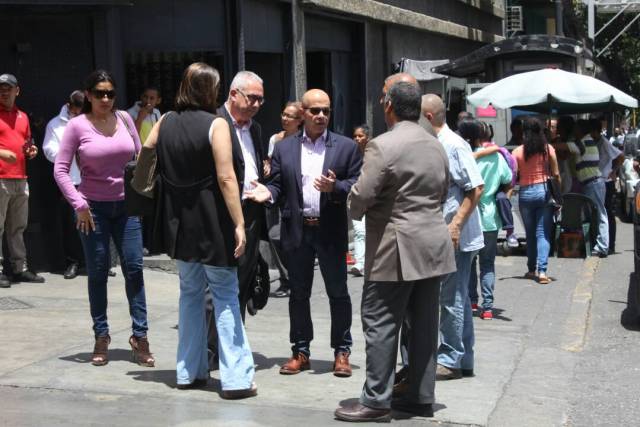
[555,193,598,258]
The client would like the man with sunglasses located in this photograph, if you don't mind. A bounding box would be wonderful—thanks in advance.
[205,71,268,368]
[0,74,44,288]
[245,89,362,378]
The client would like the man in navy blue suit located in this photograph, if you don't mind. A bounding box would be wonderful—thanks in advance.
[245,89,362,377]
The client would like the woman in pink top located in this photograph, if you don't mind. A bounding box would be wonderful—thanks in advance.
[54,70,154,368]
[511,117,560,284]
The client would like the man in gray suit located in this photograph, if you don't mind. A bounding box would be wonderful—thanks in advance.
[334,81,455,422]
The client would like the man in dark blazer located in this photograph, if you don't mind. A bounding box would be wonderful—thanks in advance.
[206,70,267,366]
[245,89,362,377]
[334,80,455,422]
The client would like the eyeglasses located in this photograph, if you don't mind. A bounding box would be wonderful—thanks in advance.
[306,107,331,116]
[281,112,301,120]
[237,89,264,106]
[91,89,116,100]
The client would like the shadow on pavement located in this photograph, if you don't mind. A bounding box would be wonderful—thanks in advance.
[59,348,133,364]
[621,273,640,331]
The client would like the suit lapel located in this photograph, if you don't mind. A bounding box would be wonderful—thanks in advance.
[322,131,337,176]
[293,133,303,200]
[321,131,337,208]
[221,107,245,171]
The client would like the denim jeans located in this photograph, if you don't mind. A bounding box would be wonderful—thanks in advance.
[583,178,609,253]
[176,261,255,390]
[469,231,498,311]
[438,249,478,370]
[78,200,147,338]
[351,217,365,270]
[518,183,554,274]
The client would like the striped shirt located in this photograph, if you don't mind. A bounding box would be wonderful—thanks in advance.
[566,136,601,183]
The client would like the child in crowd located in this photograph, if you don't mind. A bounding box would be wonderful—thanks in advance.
[127,87,162,143]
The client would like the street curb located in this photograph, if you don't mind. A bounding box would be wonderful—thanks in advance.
[562,257,599,353]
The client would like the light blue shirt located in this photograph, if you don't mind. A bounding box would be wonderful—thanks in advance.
[438,124,485,252]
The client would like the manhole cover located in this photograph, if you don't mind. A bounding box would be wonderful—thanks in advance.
[0,297,33,311]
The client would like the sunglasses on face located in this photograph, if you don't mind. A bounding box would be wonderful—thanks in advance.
[306,107,331,116]
[237,89,264,106]
[91,89,116,100]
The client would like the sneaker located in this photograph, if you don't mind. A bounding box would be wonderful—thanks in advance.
[471,303,479,313]
[11,271,45,283]
[0,274,10,288]
[506,234,519,248]
[480,310,493,320]
[346,252,356,266]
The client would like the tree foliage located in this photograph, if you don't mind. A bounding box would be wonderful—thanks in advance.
[566,0,640,100]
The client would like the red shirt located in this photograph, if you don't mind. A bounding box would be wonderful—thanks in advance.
[0,106,30,178]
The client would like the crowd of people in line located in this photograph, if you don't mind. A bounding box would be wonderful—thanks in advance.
[0,63,630,421]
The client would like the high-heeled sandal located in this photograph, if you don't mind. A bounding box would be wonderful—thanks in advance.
[129,335,155,367]
[92,335,111,366]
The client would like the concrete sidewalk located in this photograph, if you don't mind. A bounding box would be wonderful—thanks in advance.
[0,233,606,426]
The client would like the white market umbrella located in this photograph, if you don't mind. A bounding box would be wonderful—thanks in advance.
[467,68,638,114]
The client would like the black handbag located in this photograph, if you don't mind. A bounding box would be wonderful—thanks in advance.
[545,146,563,208]
[247,253,270,316]
[117,111,157,217]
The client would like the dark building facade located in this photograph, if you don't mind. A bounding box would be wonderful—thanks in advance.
[0,0,504,271]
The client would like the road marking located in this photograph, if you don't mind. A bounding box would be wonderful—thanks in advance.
[562,257,598,352]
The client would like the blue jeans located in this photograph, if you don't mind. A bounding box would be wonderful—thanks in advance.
[78,200,147,338]
[438,249,478,370]
[176,261,254,390]
[469,231,498,311]
[351,217,365,270]
[518,184,554,274]
[582,178,609,253]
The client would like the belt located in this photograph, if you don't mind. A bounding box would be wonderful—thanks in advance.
[303,216,320,226]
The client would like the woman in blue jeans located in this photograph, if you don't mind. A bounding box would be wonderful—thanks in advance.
[138,63,256,398]
[461,119,513,320]
[54,70,153,366]
[511,117,560,284]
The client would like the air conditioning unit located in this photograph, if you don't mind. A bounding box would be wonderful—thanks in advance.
[507,6,523,33]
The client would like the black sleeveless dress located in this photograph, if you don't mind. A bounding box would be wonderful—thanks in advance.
[156,110,237,267]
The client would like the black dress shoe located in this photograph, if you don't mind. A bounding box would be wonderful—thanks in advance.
[108,269,116,277]
[391,400,434,417]
[64,263,79,279]
[334,402,391,423]
[0,274,10,288]
[11,271,45,283]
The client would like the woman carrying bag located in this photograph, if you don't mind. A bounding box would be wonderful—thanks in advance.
[54,70,154,367]
[511,117,561,285]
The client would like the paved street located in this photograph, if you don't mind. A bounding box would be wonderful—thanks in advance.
[1,220,639,426]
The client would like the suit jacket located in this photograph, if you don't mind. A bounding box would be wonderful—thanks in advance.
[348,120,456,282]
[216,105,266,186]
[267,130,362,252]
[216,105,267,239]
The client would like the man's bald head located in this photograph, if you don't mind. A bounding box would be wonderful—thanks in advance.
[421,94,446,128]
[302,89,330,107]
[301,89,331,140]
[382,73,418,102]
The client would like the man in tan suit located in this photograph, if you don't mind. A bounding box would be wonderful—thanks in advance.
[334,81,455,422]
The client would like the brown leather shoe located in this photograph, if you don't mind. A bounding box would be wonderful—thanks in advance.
[279,352,310,375]
[333,352,352,377]
[129,335,155,367]
[334,402,391,423]
[435,364,462,380]
[91,334,110,366]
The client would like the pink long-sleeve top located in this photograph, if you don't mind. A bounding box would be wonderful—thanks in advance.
[54,112,141,212]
